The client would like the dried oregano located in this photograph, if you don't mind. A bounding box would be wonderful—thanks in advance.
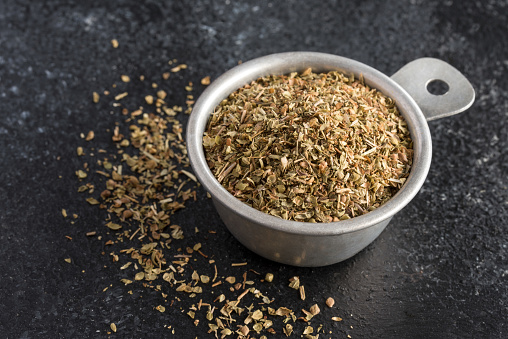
[203,68,413,222]
[76,60,349,337]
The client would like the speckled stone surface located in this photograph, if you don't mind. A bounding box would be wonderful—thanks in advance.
[0,0,507,338]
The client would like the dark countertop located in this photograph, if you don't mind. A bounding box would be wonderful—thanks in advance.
[1,1,506,338]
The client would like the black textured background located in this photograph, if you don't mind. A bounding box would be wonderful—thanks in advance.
[1,1,507,338]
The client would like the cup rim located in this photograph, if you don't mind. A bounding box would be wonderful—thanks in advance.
[187,51,432,236]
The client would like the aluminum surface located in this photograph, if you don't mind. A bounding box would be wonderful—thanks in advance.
[391,58,475,121]
[187,52,474,266]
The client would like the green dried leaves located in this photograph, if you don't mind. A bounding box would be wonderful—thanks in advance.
[106,222,122,230]
[204,69,413,222]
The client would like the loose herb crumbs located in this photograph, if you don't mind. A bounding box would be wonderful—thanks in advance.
[74,59,351,338]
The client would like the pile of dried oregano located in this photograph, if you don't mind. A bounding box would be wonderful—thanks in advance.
[204,69,413,222]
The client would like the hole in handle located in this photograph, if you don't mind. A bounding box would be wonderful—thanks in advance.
[426,79,449,96]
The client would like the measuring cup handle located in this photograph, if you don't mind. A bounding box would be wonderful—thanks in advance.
[391,58,475,121]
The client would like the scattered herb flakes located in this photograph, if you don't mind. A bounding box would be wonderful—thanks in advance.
[103,161,112,170]
[191,270,199,281]
[309,304,320,316]
[289,276,300,290]
[251,309,263,320]
[86,197,99,205]
[299,285,306,300]
[106,221,122,231]
[77,184,89,193]
[180,169,197,182]
[120,262,132,270]
[203,69,413,222]
[284,323,293,337]
[85,130,95,141]
[76,170,87,179]
[201,76,211,86]
[238,325,249,336]
[76,64,352,339]
[274,306,293,317]
[170,64,187,73]
[145,95,154,105]
[157,89,167,100]
[114,92,128,101]
[231,262,247,267]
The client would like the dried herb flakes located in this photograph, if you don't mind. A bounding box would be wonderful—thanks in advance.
[204,69,413,222]
[77,64,350,338]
